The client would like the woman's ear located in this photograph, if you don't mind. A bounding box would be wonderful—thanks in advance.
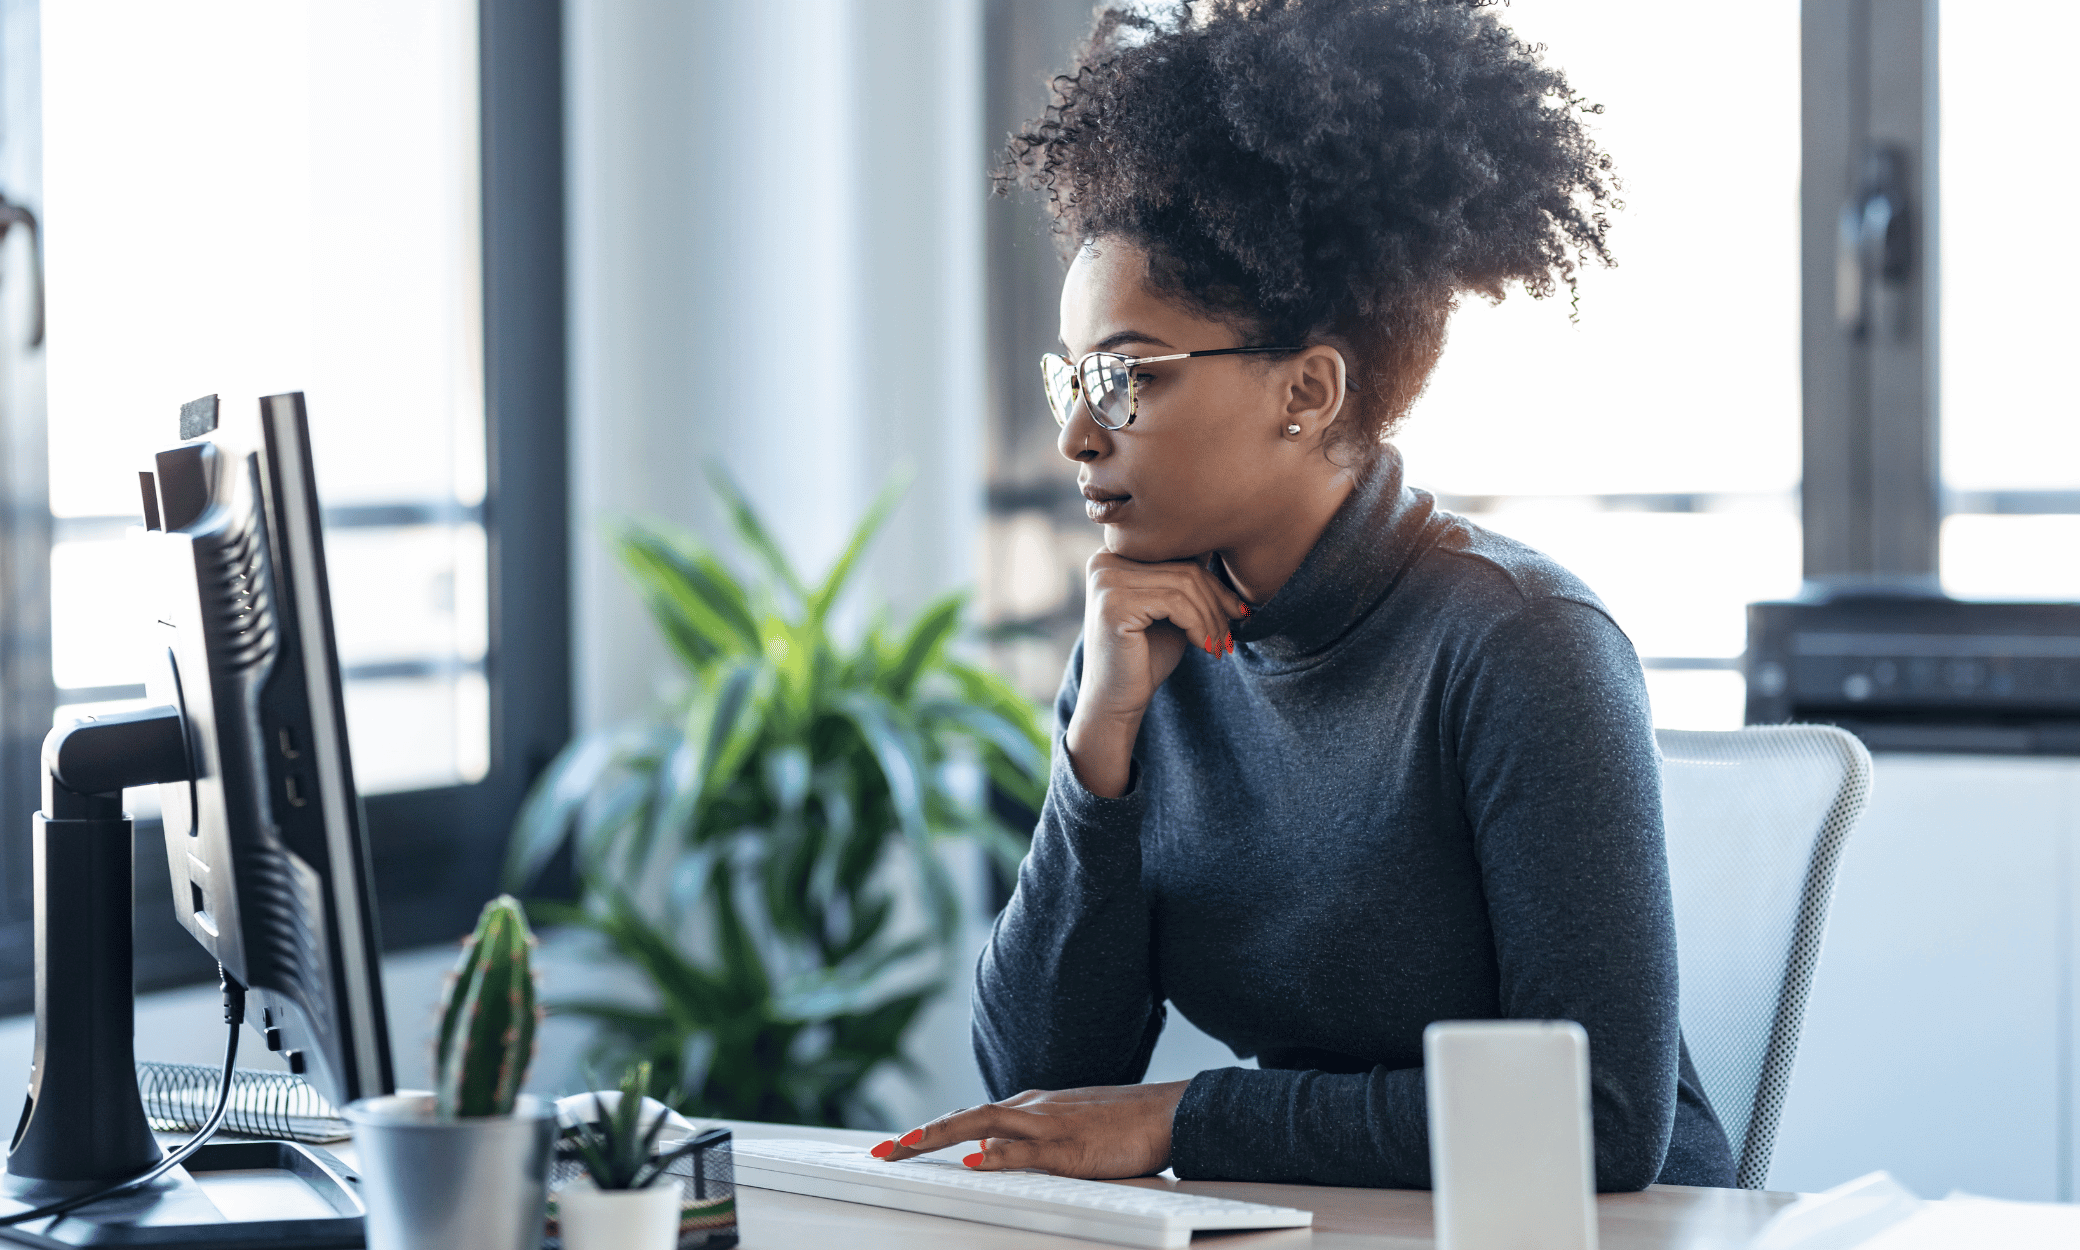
[1280,345,1348,441]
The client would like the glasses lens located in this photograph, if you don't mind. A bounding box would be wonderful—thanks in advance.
[1078,353,1135,428]
[1040,354,1078,428]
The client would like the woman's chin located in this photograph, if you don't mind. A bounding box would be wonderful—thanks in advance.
[1103,525,1200,565]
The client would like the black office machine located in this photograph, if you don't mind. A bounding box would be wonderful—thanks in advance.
[0,395,393,1247]
[1746,596,2080,755]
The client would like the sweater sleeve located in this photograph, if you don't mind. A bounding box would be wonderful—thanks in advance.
[1167,597,1678,1191]
[971,639,1168,1097]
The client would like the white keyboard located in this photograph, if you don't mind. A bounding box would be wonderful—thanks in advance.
[730,1137,1314,1249]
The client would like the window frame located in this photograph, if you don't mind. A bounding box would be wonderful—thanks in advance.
[367,0,570,955]
[0,0,569,1014]
[1799,0,1943,592]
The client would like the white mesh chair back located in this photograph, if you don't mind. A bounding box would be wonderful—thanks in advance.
[1657,725,1871,1189]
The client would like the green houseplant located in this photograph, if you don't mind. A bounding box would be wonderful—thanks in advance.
[505,470,1048,1127]
[345,896,558,1250]
[553,1062,699,1250]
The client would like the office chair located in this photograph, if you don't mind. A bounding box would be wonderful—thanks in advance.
[1657,724,1873,1190]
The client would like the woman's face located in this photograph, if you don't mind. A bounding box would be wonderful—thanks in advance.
[1056,239,1339,563]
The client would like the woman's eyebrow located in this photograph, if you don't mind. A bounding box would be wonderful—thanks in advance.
[1091,329,1176,352]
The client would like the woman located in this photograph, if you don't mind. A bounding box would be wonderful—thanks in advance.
[877,0,1734,1189]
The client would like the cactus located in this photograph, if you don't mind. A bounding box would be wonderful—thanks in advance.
[434,895,540,1119]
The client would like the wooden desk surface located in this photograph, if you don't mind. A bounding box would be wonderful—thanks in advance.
[719,1120,1799,1249]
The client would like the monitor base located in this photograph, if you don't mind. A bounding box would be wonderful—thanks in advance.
[0,1141,365,1249]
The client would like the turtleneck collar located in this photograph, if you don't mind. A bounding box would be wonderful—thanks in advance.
[1225,445,1445,667]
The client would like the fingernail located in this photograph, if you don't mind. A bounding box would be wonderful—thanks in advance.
[898,1129,924,1147]
[1225,632,1234,656]
[963,1152,986,1168]
[1203,635,1214,654]
[1240,603,1252,617]
[870,1140,895,1158]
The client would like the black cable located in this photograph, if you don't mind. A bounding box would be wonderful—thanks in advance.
[0,967,246,1229]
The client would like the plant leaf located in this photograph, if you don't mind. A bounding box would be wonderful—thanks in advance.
[880,590,966,702]
[835,692,961,941]
[919,699,1047,790]
[705,463,805,608]
[655,660,768,847]
[615,526,764,662]
[805,472,909,626]
[503,728,627,892]
[942,659,1049,750]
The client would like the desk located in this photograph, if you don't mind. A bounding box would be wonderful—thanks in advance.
[719,1120,1799,1249]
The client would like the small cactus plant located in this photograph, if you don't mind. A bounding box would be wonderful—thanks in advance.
[434,895,541,1119]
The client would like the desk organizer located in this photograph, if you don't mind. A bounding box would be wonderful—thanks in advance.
[546,1125,737,1250]
[135,1061,350,1143]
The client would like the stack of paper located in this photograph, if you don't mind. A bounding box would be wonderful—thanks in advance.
[1752,1171,2080,1249]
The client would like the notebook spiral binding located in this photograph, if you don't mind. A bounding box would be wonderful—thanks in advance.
[135,1062,349,1144]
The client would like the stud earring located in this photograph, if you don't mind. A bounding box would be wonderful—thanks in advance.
[1285,423,1301,436]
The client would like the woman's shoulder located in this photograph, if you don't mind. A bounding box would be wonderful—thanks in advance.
[1400,509,1650,728]
[1410,506,1617,632]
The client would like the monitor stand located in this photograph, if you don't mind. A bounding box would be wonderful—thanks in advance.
[1,709,369,1249]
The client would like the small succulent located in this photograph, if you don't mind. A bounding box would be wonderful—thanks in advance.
[565,1062,704,1190]
[434,895,541,1119]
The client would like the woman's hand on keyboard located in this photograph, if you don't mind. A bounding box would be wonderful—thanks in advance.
[871,1080,1190,1179]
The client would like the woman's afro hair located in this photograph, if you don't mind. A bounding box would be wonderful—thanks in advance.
[1000,0,1618,457]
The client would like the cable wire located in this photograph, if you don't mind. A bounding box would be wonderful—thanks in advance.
[0,968,246,1229]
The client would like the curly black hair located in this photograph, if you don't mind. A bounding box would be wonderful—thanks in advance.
[1000,0,1618,459]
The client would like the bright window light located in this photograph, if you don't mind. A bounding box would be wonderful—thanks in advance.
[42,0,488,791]
[1939,7,2080,497]
[1392,0,1803,730]
[1939,6,2080,603]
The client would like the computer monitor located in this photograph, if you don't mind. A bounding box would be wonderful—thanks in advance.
[1,393,394,1243]
[139,391,395,1111]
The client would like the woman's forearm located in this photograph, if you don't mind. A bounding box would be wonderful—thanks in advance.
[972,736,1164,1098]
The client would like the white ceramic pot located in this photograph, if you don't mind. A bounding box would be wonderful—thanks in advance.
[556,1179,682,1250]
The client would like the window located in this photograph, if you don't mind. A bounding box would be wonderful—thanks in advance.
[43,0,489,794]
[1937,5,2080,602]
[0,0,569,1003]
[1397,0,1803,731]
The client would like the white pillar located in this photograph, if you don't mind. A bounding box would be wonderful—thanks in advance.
[565,0,985,731]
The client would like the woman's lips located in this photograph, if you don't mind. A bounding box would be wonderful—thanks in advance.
[1082,487,1130,523]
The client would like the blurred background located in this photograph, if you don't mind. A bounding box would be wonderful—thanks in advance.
[0,0,2072,1205]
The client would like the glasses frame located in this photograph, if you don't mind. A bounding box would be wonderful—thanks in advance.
[1042,345,1306,430]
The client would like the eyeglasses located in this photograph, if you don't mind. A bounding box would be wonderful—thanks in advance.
[1041,345,1305,430]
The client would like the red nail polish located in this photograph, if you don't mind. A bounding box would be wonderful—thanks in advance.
[1203,635,1214,654]
[963,1152,986,1168]
[870,1140,894,1158]
[898,1129,924,1147]
[1240,603,1252,617]
[1225,633,1233,656]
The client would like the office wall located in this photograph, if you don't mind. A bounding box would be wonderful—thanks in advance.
[564,0,986,732]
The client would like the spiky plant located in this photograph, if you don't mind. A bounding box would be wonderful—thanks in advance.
[504,469,1047,1127]
[434,895,541,1119]
[563,1062,706,1190]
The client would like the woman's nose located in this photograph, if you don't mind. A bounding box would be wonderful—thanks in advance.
[1056,403,1109,463]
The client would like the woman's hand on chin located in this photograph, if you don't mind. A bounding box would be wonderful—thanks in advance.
[870,1081,1191,1179]
[1066,551,1249,797]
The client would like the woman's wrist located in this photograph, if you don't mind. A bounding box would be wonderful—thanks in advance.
[1064,706,1143,798]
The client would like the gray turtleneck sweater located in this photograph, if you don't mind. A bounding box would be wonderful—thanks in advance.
[971,448,1734,1190]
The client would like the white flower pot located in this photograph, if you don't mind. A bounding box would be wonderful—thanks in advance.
[556,1179,682,1250]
